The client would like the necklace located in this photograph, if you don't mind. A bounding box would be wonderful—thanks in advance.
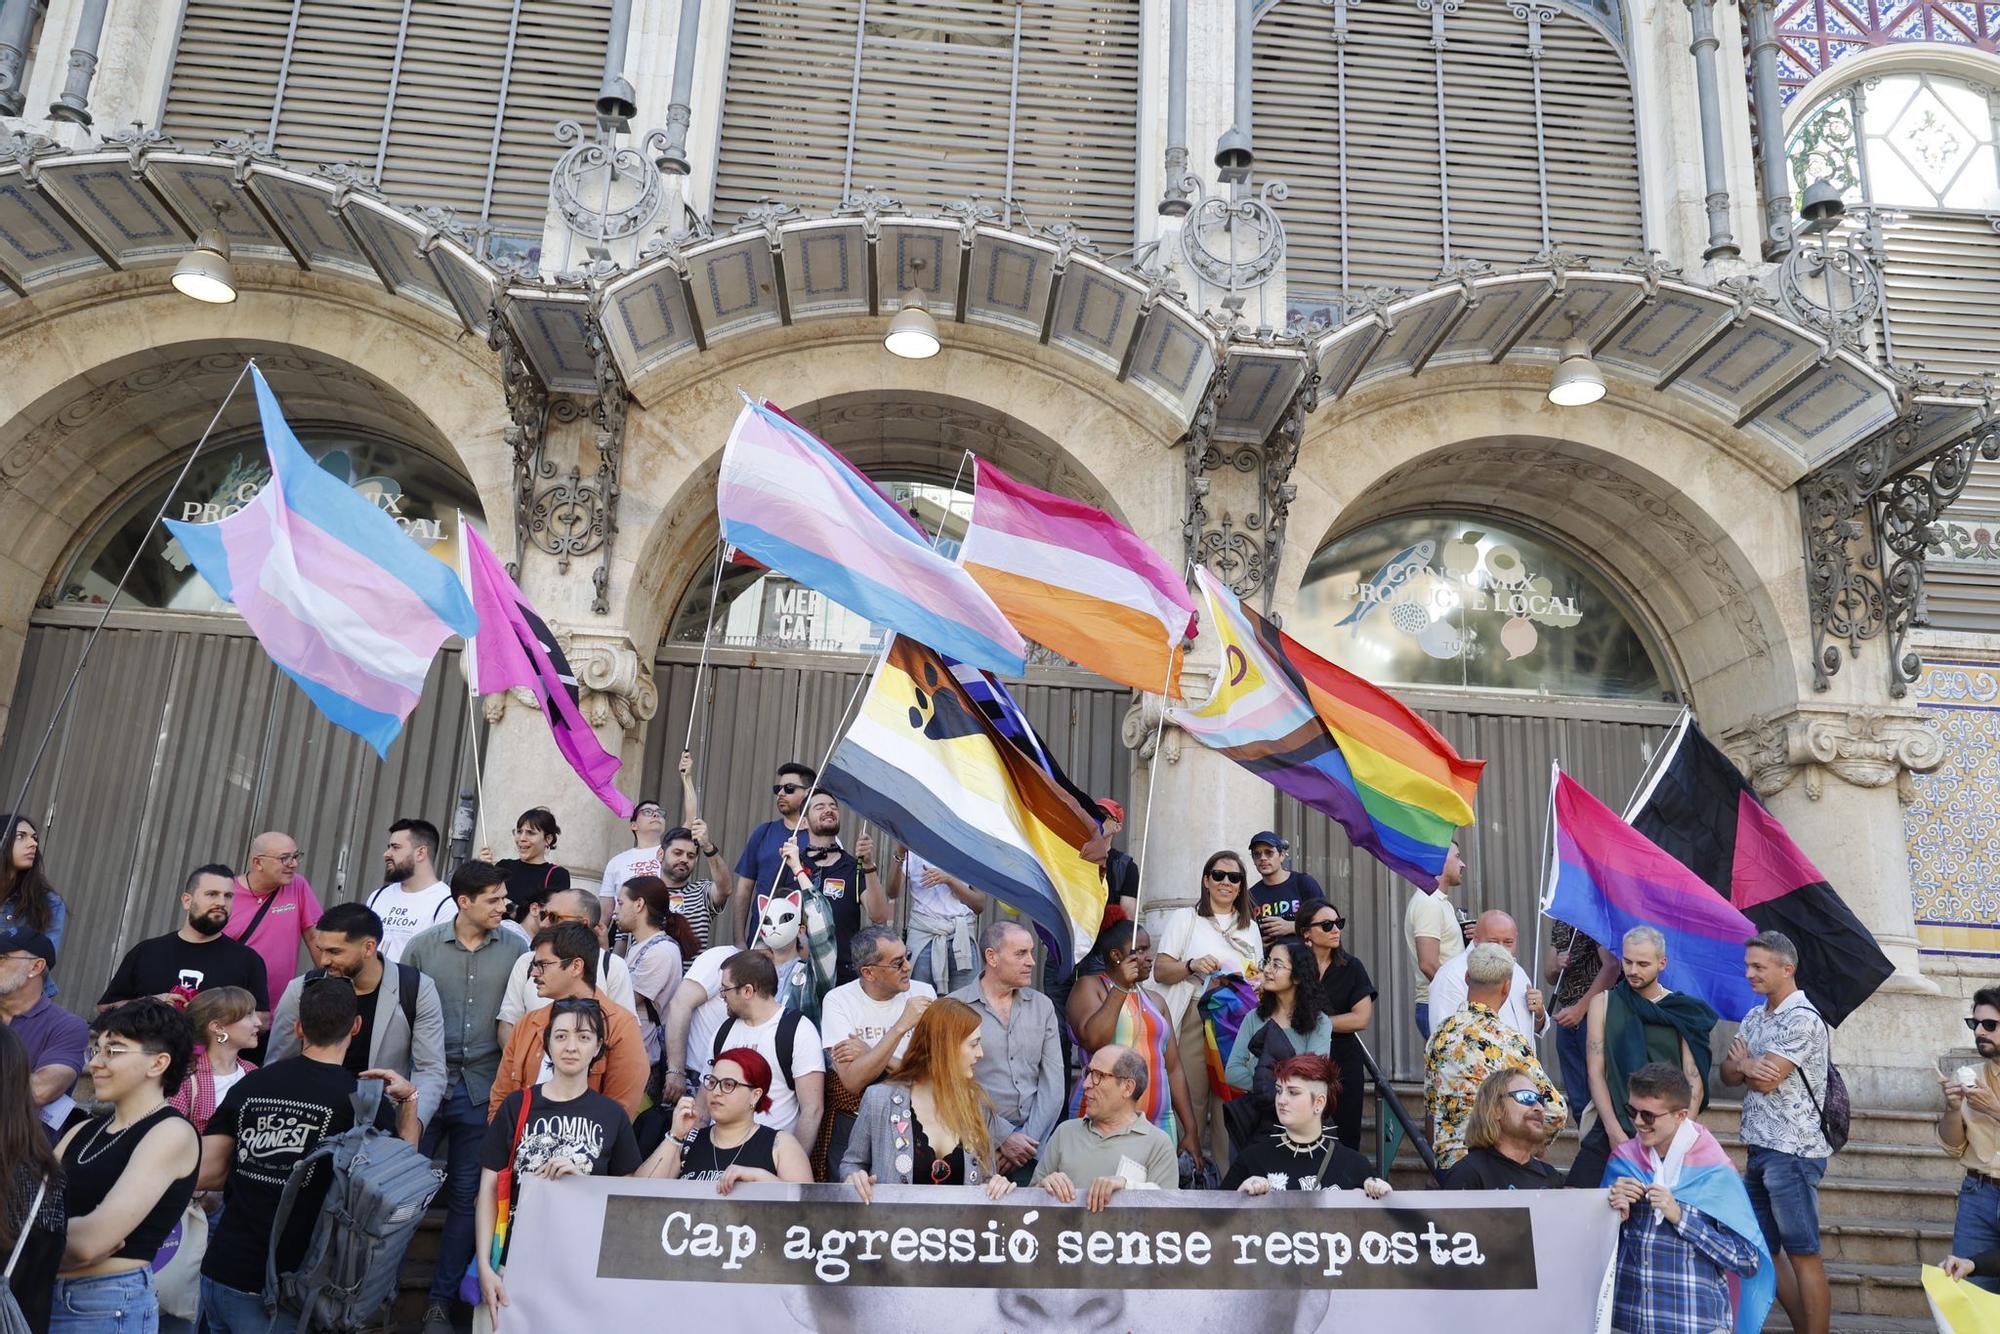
[704,1122,756,1175]
[75,1106,160,1165]
[1276,1131,1330,1157]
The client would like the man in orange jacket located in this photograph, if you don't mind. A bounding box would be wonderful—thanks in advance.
[489,921,647,1117]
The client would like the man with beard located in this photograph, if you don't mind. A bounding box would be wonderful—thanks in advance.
[1568,924,1716,1191]
[732,760,816,940]
[777,791,888,987]
[365,817,454,962]
[1941,987,2000,1292]
[1442,1068,1565,1189]
[98,863,269,1017]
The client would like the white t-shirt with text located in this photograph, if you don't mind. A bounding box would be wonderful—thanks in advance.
[367,880,455,962]
[819,979,937,1065]
[704,1006,824,1135]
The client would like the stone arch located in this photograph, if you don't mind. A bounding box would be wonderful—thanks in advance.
[0,271,514,725]
[612,324,1189,660]
[1276,367,1810,728]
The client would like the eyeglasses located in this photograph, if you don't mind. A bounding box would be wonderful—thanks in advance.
[634,806,665,819]
[700,1074,756,1096]
[261,851,302,864]
[1209,870,1244,885]
[1505,1089,1546,1108]
[773,783,807,796]
[541,911,590,926]
[1081,1067,1122,1084]
[527,958,556,974]
[86,1043,140,1061]
[1308,917,1344,932]
[866,955,911,971]
[1967,1018,2000,1034]
[1623,1104,1678,1127]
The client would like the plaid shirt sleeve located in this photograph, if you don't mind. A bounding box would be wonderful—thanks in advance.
[1674,1206,1763,1278]
[1612,1201,1763,1334]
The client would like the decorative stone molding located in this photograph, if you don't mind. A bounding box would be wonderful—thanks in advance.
[1721,705,1946,802]
[1120,690,1184,766]
[566,632,658,732]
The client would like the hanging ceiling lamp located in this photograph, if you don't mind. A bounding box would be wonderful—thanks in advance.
[172,200,237,304]
[1547,326,1604,407]
[884,257,940,359]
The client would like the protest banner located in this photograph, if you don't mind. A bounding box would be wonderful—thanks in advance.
[499,1178,1620,1332]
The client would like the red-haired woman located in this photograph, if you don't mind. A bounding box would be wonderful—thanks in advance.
[636,1046,812,1192]
[1223,1054,1392,1198]
[841,998,1016,1202]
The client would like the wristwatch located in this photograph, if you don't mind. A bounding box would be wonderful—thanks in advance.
[701,844,718,857]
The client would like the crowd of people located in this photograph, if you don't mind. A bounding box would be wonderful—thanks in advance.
[0,765,1979,1334]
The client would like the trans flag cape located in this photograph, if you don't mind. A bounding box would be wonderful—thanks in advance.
[1543,767,1760,1020]
[1169,567,1481,887]
[163,366,476,756]
[1604,1119,1775,1334]
[716,399,1026,676]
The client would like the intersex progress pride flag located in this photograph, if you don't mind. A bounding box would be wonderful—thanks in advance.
[164,367,475,756]
[717,400,1026,676]
[959,458,1197,694]
[1544,766,1760,1019]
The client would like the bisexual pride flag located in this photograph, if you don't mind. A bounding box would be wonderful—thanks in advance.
[164,367,475,756]
[1544,766,1759,1020]
[716,399,1026,677]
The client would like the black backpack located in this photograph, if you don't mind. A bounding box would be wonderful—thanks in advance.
[712,1010,802,1091]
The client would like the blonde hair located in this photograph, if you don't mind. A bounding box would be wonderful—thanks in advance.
[1464,1067,1533,1150]
[889,998,995,1174]
[186,986,257,1047]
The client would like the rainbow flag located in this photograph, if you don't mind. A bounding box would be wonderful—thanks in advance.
[959,459,1197,693]
[716,400,1026,676]
[1544,767,1760,1019]
[1604,1119,1774,1333]
[821,635,1106,976]
[163,367,476,756]
[1169,567,1482,886]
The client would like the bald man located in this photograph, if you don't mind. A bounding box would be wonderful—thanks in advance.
[228,830,324,1005]
[1425,910,1547,1040]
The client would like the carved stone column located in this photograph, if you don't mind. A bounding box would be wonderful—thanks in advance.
[477,629,657,894]
[1721,705,1952,1107]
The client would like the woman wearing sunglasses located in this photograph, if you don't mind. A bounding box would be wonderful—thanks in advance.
[1224,1054,1389,1198]
[1153,850,1265,1164]
[840,999,1016,1202]
[636,1046,812,1192]
[1440,1068,1564,1189]
[1294,902,1376,1149]
[475,998,641,1333]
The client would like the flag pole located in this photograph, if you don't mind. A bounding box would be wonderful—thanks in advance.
[1531,758,1562,989]
[453,511,492,856]
[681,536,728,763]
[6,357,256,833]
[1126,562,1193,935]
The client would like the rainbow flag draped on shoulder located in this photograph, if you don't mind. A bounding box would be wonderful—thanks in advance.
[716,399,1026,676]
[163,366,476,756]
[1603,1119,1775,1334]
[1169,567,1482,886]
[821,635,1106,977]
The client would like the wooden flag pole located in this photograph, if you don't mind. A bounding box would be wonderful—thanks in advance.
[6,357,256,834]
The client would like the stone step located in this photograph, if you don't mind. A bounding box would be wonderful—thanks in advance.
[1826,1260,1932,1322]
[1816,1214,1954,1268]
[1710,1135,1962,1184]
[1767,1311,1938,1332]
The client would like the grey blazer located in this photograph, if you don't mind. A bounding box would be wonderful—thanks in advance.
[839,1081,1014,1186]
[267,960,448,1127]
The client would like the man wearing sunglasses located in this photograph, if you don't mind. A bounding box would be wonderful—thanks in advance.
[731,761,817,939]
[1442,1068,1563,1189]
[1940,988,2000,1292]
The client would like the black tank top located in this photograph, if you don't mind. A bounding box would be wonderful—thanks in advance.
[679,1124,780,1181]
[61,1105,199,1260]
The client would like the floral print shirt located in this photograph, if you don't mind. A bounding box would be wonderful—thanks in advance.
[1423,1001,1568,1169]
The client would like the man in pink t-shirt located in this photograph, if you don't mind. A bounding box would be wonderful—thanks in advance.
[227,829,323,1003]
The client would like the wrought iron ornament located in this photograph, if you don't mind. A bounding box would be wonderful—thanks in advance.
[550,119,665,244]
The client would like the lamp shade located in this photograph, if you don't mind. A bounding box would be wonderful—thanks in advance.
[171,226,237,304]
[1547,338,1604,407]
[884,289,940,359]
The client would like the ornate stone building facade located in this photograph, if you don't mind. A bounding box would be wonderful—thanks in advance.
[0,0,1993,1108]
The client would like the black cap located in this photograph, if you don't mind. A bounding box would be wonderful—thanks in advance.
[1248,831,1288,852]
[0,927,56,970]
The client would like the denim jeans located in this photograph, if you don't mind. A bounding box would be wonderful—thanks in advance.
[1555,1019,1591,1113]
[1415,1002,1431,1041]
[420,1077,490,1304]
[909,939,975,995]
[195,1279,297,1334]
[1956,1172,2000,1294]
[1744,1144,1828,1256]
[50,1269,158,1334]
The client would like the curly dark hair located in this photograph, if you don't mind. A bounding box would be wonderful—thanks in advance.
[91,999,196,1097]
[1256,938,1330,1037]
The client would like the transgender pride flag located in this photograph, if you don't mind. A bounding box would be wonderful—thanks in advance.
[164,367,476,756]
[1543,765,1759,1019]
[717,399,1026,676]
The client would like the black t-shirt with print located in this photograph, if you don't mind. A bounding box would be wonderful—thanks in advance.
[99,931,271,1011]
[344,986,383,1077]
[1441,1145,1564,1190]
[677,1124,781,1182]
[481,1086,641,1264]
[1251,871,1326,926]
[498,859,571,922]
[1220,1128,1374,1191]
[797,848,864,984]
[202,1056,399,1293]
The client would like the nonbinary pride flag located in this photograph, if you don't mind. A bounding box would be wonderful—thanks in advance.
[822,635,1106,977]
[1170,567,1481,887]
[1544,765,1759,1020]
[1627,715,1890,1026]
[959,458,1197,694]
[459,522,632,819]
[163,367,475,756]
[716,400,1026,676]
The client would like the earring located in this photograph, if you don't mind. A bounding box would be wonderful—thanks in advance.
[214,1033,227,1045]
